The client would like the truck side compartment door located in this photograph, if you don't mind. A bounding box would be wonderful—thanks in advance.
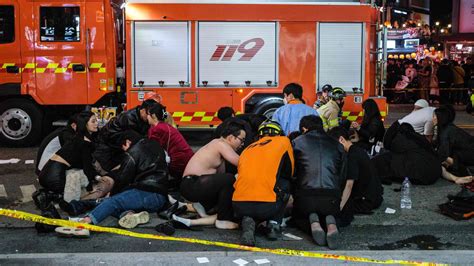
[33,1,87,104]
[0,3,21,94]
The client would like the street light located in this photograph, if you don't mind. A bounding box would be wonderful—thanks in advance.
[448,24,452,28]
[402,23,406,28]
[440,29,445,33]
[435,21,440,26]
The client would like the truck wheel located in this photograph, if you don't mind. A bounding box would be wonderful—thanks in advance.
[0,99,43,147]
[254,102,283,119]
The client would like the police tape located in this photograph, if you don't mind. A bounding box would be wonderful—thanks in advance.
[0,208,444,265]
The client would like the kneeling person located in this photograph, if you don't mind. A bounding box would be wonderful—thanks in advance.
[233,121,294,246]
[329,127,383,217]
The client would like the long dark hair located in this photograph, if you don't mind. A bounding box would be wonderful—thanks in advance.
[75,110,96,140]
[361,99,381,127]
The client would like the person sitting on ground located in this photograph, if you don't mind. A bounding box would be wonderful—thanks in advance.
[56,130,169,236]
[147,103,194,189]
[35,111,114,209]
[93,99,158,173]
[372,122,441,185]
[36,114,78,175]
[272,83,318,136]
[233,121,294,246]
[329,127,383,223]
[291,115,346,249]
[433,105,474,184]
[313,84,332,109]
[318,87,346,132]
[217,106,235,122]
[173,121,246,229]
[350,99,385,153]
[398,99,436,142]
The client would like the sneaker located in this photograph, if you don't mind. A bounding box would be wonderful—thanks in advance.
[55,227,90,238]
[241,216,255,246]
[118,211,150,229]
[265,221,281,241]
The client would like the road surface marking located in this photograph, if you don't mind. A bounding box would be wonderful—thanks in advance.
[0,184,7,198]
[0,209,445,266]
[20,185,36,202]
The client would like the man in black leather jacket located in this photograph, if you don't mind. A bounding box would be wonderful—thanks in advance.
[57,130,169,233]
[291,115,346,250]
[93,99,158,172]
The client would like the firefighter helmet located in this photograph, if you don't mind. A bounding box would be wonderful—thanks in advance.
[258,120,283,137]
[330,87,346,100]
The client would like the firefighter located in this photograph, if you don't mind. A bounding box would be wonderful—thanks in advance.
[318,87,346,131]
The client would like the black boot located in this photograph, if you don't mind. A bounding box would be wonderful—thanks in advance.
[32,189,63,211]
[265,221,281,241]
[59,199,100,217]
[35,203,61,234]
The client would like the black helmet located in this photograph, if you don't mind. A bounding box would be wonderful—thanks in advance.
[258,120,283,137]
[321,84,333,92]
[330,87,346,100]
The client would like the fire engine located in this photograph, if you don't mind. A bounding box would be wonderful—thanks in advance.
[0,0,387,146]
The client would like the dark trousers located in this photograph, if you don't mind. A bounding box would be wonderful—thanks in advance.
[439,82,451,104]
[180,173,235,221]
[233,197,288,224]
[292,190,340,233]
[38,160,68,193]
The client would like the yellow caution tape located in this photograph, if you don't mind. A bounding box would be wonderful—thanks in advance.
[0,208,444,265]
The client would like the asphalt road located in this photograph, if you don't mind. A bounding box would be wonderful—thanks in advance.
[0,104,473,265]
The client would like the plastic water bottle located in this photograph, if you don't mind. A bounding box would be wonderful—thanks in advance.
[400,177,412,209]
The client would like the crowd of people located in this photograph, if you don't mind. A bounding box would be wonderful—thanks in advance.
[31,83,473,248]
[386,57,473,108]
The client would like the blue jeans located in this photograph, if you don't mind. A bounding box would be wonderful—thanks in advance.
[88,189,167,225]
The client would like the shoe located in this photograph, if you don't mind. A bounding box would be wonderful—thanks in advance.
[55,226,90,238]
[155,221,175,236]
[326,230,340,250]
[35,203,62,233]
[60,199,98,217]
[241,216,255,246]
[265,221,281,241]
[118,211,150,229]
[309,213,326,246]
[158,202,179,220]
[32,190,51,211]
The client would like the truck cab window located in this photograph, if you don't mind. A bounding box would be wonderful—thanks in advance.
[0,6,14,44]
[40,7,80,42]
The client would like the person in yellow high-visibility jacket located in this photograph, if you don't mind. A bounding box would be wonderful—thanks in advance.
[318,87,346,131]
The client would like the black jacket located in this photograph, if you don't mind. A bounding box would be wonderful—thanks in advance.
[437,65,454,85]
[111,139,169,195]
[291,130,346,194]
[437,123,474,162]
[100,107,150,145]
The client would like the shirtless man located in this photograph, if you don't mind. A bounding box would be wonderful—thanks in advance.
[173,121,245,229]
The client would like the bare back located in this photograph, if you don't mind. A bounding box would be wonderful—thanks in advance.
[183,138,239,176]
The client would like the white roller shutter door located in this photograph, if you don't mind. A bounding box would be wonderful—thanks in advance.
[132,22,189,87]
[317,23,364,92]
[198,22,277,87]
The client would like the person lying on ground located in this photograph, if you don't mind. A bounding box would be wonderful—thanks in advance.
[35,111,114,209]
[147,103,194,189]
[172,121,246,229]
[329,127,383,221]
[291,115,345,249]
[56,130,169,236]
[233,121,294,246]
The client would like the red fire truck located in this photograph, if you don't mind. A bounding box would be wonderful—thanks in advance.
[0,0,386,146]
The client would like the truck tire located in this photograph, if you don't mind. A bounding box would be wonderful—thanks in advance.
[0,99,43,147]
[254,102,283,119]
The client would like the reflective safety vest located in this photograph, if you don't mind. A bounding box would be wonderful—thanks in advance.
[318,100,340,131]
